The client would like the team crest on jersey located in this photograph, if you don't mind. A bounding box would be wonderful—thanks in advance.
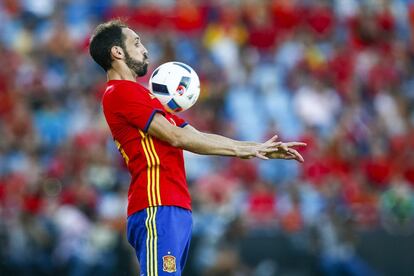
[162,255,177,273]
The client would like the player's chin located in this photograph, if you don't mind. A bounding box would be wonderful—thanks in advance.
[137,64,148,77]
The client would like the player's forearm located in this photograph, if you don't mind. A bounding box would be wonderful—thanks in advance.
[174,129,239,156]
[147,114,263,158]
[201,133,258,148]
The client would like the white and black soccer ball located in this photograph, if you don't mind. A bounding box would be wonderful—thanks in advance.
[149,61,200,113]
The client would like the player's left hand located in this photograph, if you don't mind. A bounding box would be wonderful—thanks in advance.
[266,141,307,163]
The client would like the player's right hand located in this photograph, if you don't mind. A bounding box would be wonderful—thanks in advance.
[265,141,307,162]
[237,135,282,160]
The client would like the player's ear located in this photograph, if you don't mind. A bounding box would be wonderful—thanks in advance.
[110,46,124,60]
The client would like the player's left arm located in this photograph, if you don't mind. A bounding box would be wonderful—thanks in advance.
[184,125,306,162]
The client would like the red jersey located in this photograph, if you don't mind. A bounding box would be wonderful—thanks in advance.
[102,80,191,216]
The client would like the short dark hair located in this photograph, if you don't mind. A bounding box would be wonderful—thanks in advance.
[89,20,128,71]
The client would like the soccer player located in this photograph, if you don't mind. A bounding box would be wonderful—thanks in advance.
[89,20,306,276]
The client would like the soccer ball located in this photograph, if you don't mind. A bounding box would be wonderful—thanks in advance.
[149,61,200,113]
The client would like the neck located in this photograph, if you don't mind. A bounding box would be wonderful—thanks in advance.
[107,62,137,82]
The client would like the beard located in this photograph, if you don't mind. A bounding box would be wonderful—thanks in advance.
[124,51,148,77]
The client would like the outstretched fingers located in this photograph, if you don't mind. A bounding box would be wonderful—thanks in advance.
[265,135,278,144]
[286,148,304,163]
[263,135,280,148]
[255,139,282,159]
[278,141,306,162]
[284,142,307,148]
[258,141,281,152]
[268,142,282,151]
[253,139,307,162]
[255,151,269,160]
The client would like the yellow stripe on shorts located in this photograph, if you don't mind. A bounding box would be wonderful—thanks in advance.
[146,207,158,276]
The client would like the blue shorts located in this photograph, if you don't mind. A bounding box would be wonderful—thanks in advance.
[127,206,192,275]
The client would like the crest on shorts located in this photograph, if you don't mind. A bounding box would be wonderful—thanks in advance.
[162,255,177,273]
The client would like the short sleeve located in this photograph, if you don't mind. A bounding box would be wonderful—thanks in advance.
[170,113,188,128]
[115,86,165,132]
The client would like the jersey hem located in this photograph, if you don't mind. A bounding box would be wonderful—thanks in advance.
[127,203,192,217]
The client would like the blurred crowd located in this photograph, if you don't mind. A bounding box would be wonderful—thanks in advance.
[1,0,414,275]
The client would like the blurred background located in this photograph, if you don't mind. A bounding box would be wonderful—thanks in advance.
[1,0,414,275]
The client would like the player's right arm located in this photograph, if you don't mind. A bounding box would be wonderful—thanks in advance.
[147,113,277,160]
[199,131,306,162]
[106,84,305,161]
